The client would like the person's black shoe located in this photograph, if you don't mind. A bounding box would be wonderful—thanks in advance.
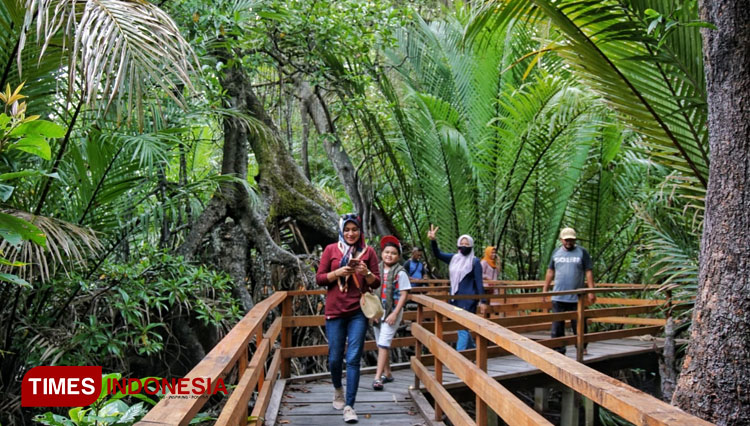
[381,375,395,383]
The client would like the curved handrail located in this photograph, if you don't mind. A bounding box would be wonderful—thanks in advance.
[137,291,286,425]
[409,294,711,426]
[136,282,701,425]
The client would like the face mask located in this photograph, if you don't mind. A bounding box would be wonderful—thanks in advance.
[458,246,472,256]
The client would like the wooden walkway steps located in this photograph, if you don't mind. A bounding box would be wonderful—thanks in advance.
[271,335,663,425]
[270,373,426,426]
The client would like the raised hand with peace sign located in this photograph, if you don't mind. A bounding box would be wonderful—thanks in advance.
[427,224,439,240]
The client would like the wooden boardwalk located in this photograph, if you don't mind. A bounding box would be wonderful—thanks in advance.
[269,335,663,425]
[138,286,712,426]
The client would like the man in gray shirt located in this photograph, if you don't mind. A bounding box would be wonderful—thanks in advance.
[542,227,595,354]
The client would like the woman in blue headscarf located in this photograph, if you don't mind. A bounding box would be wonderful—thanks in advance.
[427,224,488,350]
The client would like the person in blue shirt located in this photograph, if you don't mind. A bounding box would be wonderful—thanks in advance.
[427,224,488,351]
[404,247,425,281]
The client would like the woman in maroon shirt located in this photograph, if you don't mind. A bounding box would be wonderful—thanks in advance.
[315,213,379,423]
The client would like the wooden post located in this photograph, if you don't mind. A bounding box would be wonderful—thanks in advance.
[584,396,596,426]
[414,304,423,390]
[499,287,506,318]
[256,327,264,389]
[238,345,248,377]
[238,347,249,424]
[576,296,585,362]
[280,296,292,378]
[487,408,499,426]
[534,387,549,412]
[434,312,443,422]
[476,333,488,426]
[561,388,578,426]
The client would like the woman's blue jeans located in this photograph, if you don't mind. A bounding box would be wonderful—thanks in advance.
[456,329,476,351]
[326,310,367,407]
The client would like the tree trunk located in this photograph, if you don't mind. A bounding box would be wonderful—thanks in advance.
[241,77,338,248]
[177,56,337,285]
[301,100,311,180]
[658,317,677,402]
[672,2,750,424]
[296,79,393,237]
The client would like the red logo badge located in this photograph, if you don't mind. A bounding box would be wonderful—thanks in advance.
[22,366,102,407]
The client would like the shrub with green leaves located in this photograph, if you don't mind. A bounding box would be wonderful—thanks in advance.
[26,247,243,371]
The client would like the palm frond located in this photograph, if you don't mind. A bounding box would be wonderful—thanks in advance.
[0,208,101,282]
[20,0,197,123]
[468,0,709,189]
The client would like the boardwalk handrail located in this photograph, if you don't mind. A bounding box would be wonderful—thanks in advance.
[409,293,711,426]
[137,282,704,425]
[137,292,286,425]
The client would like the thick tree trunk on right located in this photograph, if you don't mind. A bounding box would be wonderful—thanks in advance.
[672,2,750,423]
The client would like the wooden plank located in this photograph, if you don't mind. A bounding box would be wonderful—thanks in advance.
[237,347,249,423]
[282,390,410,403]
[285,361,413,384]
[286,289,326,296]
[427,287,654,302]
[506,323,552,334]
[597,297,666,306]
[425,337,665,389]
[413,280,659,290]
[256,326,264,391]
[250,349,281,423]
[585,326,663,343]
[414,305,424,390]
[411,358,474,426]
[137,292,286,426]
[402,310,436,321]
[281,336,416,358]
[215,339,270,426]
[492,311,576,327]
[409,388,447,426]
[262,379,285,426]
[492,301,549,312]
[283,315,325,327]
[279,402,412,415]
[586,305,659,318]
[593,317,667,326]
[411,294,712,426]
[596,283,660,288]
[433,313,443,421]
[476,334,488,426]
[264,317,282,343]
[412,324,552,426]
[275,413,421,425]
[280,297,292,378]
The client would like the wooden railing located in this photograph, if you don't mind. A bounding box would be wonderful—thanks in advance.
[408,285,708,426]
[137,292,286,425]
[137,282,706,426]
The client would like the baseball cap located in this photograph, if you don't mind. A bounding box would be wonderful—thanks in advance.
[380,235,402,253]
[559,227,577,240]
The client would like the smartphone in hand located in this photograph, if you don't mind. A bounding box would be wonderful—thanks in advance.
[347,258,361,267]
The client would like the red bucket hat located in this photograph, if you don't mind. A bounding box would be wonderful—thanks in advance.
[379,235,402,254]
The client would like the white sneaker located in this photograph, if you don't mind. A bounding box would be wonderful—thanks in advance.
[332,387,345,410]
[343,405,358,423]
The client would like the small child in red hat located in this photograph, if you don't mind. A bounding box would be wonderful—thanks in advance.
[372,235,412,390]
